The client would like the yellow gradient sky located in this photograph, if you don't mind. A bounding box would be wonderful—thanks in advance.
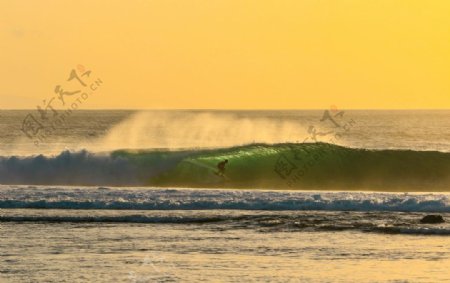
[1,0,449,109]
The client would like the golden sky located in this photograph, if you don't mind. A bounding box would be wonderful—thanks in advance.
[1,0,449,109]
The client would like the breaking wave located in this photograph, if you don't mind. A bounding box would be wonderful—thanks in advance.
[0,143,449,190]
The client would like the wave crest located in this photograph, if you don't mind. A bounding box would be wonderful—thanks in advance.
[0,143,449,190]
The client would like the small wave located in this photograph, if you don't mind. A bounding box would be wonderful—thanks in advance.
[2,212,448,236]
[0,199,448,212]
[0,187,448,212]
[0,215,227,224]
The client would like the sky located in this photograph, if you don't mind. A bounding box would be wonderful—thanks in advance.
[1,0,449,109]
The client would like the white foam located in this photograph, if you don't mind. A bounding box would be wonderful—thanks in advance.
[0,186,448,212]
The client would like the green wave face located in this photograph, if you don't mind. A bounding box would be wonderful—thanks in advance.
[114,143,450,191]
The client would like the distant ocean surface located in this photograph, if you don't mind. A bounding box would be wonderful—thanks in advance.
[1,110,449,282]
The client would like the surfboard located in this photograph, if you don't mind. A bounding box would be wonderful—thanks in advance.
[185,160,230,181]
[213,171,230,181]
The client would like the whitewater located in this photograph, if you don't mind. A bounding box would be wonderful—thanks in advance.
[1,186,449,212]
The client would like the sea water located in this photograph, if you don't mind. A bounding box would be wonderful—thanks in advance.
[0,110,449,282]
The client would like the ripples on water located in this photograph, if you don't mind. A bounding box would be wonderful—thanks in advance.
[1,209,449,282]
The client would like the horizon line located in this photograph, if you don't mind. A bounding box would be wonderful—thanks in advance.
[1,108,450,111]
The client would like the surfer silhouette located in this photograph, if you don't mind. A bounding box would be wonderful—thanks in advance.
[216,159,228,176]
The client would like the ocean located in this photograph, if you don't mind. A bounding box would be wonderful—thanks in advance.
[1,110,449,282]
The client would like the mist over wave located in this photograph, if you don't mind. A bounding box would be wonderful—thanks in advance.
[6,110,318,156]
[88,111,316,151]
[3,110,450,156]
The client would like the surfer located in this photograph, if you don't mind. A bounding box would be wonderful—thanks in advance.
[216,159,228,176]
